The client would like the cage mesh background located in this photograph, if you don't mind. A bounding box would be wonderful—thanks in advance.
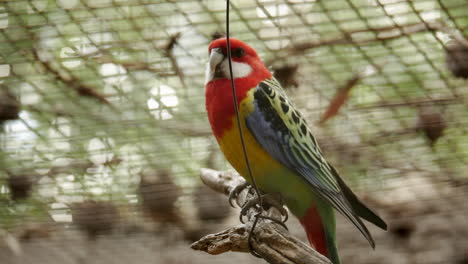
[0,0,467,263]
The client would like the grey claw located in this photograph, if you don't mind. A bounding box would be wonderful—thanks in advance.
[239,192,289,226]
[228,181,250,208]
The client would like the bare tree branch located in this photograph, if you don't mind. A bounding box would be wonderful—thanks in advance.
[289,21,446,53]
[191,169,332,264]
[32,49,115,109]
[352,97,460,110]
[164,33,188,89]
[265,21,450,65]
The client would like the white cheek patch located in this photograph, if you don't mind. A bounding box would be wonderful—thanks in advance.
[205,59,253,84]
[220,59,252,79]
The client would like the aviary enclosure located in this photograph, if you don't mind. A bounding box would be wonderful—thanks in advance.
[0,0,467,263]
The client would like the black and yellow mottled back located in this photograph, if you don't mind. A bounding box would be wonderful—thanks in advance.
[245,77,387,248]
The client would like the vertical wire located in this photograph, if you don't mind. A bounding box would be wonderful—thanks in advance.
[225,1,262,207]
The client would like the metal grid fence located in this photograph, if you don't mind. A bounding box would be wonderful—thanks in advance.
[0,0,467,263]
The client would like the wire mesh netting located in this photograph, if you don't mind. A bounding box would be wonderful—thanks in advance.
[0,0,467,263]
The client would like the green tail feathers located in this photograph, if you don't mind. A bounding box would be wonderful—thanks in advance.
[300,204,340,264]
[324,230,340,264]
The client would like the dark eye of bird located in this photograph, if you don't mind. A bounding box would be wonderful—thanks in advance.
[232,48,245,58]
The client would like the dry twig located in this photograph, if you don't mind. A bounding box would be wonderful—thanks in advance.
[164,33,187,88]
[32,49,115,108]
[352,97,459,110]
[317,74,361,125]
[191,168,332,264]
[318,65,379,125]
[289,21,446,53]
[265,21,450,65]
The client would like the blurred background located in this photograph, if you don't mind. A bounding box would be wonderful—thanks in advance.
[0,0,467,263]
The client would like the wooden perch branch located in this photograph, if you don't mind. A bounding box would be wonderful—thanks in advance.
[191,168,332,264]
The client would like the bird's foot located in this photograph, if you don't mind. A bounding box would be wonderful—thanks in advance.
[240,192,289,230]
[228,181,251,208]
[242,193,289,259]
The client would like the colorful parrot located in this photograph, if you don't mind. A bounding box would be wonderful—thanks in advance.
[204,38,387,264]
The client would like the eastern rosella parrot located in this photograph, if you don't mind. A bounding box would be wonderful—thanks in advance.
[204,38,387,264]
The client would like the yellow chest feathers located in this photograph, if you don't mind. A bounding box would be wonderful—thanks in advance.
[217,96,285,180]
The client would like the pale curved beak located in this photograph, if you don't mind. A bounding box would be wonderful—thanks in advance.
[209,48,224,70]
[205,48,225,84]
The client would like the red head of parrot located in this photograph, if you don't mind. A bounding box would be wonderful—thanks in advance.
[205,38,271,139]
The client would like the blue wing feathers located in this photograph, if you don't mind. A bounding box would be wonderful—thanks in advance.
[245,79,384,247]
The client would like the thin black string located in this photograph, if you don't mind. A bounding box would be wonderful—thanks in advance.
[225,0,263,251]
[225,0,261,202]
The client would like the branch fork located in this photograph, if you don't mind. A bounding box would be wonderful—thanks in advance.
[191,168,332,264]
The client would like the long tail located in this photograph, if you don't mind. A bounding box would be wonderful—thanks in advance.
[299,205,340,264]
